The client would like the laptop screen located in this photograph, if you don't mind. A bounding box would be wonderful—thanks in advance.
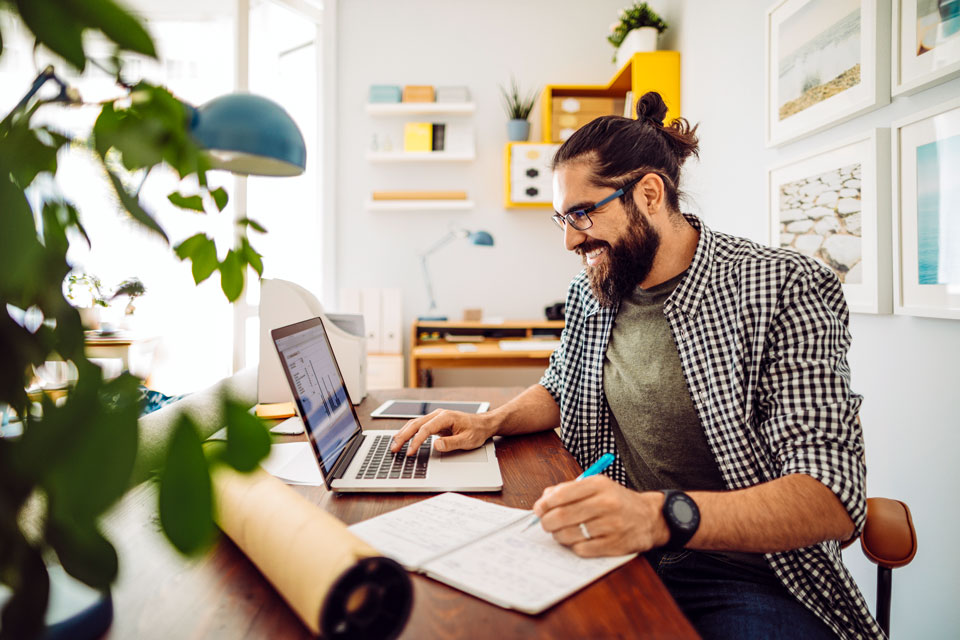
[273,318,361,475]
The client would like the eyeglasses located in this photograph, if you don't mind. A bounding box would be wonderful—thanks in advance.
[551,175,644,231]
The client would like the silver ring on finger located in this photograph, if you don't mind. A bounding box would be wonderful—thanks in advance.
[579,522,591,540]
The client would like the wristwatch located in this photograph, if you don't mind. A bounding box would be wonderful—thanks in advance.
[660,490,700,551]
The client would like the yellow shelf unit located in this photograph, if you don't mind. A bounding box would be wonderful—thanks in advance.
[541,51,681,144]
[503,52,680,209]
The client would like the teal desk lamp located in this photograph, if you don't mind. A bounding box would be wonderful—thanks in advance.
[419,229,494,321]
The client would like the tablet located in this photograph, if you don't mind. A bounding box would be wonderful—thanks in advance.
[370,400,490,419]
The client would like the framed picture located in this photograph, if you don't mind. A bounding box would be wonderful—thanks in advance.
[765,0,891,147]
[893,0,960,95]
[893,96,960,318]
[769,129,892,314]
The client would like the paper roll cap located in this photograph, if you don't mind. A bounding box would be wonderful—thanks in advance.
[210,463,412,638]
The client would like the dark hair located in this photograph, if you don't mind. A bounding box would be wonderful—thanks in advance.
[552,91,699,212]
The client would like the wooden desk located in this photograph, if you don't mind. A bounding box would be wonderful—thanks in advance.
[103,388,697,639]
[410,320,563,387]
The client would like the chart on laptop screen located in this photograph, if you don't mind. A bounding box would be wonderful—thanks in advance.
[276,325,356,470]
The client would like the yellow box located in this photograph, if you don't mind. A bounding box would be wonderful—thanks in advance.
[403,122,433,152]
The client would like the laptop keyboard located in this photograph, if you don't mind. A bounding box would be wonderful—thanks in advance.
[356,434,431,481]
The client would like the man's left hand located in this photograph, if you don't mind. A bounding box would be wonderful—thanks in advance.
[532,475,670,557]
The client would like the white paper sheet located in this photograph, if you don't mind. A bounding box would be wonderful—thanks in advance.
[422,516,636,614]
[348,492,529,569]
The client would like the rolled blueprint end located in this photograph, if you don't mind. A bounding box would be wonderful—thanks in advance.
[208,460,413,638]
[321,555,412,639]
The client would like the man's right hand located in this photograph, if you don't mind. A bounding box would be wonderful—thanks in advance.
[389,409,497,456]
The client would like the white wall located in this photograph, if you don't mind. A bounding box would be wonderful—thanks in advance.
[336,1,960,634]
[675,1,960,637]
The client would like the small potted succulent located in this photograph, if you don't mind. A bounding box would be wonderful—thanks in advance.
[500,77,539,142]
[608,2,669,67]
[111,277,146,317]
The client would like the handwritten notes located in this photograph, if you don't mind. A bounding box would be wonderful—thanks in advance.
[347,492,637,614]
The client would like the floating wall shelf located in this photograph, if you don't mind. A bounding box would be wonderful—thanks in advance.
[366,103,476,116]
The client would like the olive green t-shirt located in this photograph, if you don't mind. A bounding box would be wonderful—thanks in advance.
[603,271,769,571]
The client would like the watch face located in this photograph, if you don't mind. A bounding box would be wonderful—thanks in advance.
[671,499,695,525]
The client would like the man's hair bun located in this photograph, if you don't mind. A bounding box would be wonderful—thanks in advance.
[635,92,667,127]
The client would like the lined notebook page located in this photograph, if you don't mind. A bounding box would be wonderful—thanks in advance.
[421,516,637,614]
[348,492,529,569]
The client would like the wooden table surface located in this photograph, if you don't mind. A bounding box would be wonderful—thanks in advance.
[103,387,697,639]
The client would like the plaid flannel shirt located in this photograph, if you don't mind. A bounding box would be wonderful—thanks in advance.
[539,215,882,639]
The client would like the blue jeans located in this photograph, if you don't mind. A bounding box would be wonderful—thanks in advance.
[647,550,838,640]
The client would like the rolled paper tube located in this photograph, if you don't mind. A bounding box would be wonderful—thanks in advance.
[210,463,413,638]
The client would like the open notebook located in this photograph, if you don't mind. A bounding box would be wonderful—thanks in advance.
[347,492,637,614]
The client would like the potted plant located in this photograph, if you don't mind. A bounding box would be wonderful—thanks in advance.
[607,2,669,67]
[0,4,270,638]
[500,77,539,142]
[66,273,110,330]
[111,277,146,317]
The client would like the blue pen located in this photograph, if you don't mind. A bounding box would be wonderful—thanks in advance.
[522,452,616,531]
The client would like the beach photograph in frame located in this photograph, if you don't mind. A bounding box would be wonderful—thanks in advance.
[893,0,960,95]
[769,130,892,314]
[766,0,890,146]
[894,97,960,318]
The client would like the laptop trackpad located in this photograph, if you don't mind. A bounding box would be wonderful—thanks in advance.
[439,447,489,463]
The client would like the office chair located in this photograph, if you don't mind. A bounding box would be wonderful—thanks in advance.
[845,497,917,637]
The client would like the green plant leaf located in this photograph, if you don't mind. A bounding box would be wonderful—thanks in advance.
[158,415,215,555]
[238,217,266,233]
[167,191,205,212]
[46,520,118,590]
[104,169,168,242]
[222,400,271,472]
[65,0,157,59]
[16,0,86,70]
[219,250,243,301]
[210,187,229,212]
[241,238,263,277]
[174,234,218,284]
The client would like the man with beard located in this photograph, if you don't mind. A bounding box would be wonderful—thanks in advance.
[390,92,880,640]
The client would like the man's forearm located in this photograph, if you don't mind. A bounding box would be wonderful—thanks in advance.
[682,474,856,553]
[483,384,561,438]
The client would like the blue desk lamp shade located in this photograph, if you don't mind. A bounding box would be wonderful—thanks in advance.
[467,231,493,246]
[188,93,307,177]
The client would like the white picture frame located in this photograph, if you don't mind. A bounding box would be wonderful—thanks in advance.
[769,129,892,314]
[892,96,960,319]
[765,0,891,147]
[892,0,960,96]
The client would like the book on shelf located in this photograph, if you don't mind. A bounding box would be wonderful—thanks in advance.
[348,492,636,614]
[372,191,467,201]
[403,122,433,152]
[435,86,470,102]
[431,123,445,151]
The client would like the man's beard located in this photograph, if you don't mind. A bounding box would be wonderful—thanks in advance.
[580,206,661,307]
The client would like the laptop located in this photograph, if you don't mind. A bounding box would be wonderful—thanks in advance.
[271,317,503,492]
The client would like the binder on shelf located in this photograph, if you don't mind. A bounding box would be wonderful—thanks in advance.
[431,123,446,151]
[360,288,383,352]
[381,289,402,353]
[404,122,433,152]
